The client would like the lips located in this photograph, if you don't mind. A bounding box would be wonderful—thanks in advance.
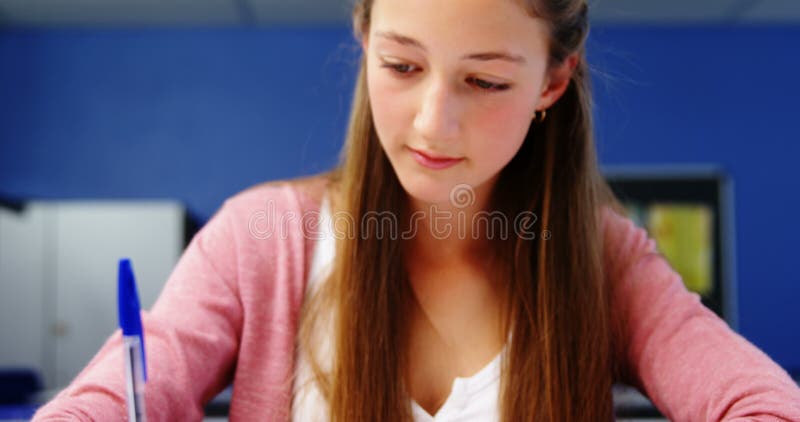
[408,146,464,170]
[410,147,460,161]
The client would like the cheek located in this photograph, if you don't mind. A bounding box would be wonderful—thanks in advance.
[471,102,531,166]
[366,67,408,151]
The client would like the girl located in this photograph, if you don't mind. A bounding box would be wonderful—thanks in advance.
[33,0,800,420]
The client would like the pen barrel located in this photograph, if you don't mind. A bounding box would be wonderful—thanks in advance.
[123,335,148,422]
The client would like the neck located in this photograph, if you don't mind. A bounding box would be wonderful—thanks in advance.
[405,179,498,268]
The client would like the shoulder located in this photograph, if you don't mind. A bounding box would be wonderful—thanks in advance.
[599,204,659,282]
[193,172,334,256]
[221,172,333,220]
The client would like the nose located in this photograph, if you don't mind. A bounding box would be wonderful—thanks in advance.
[412,77,462,144]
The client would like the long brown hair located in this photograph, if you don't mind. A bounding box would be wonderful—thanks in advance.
[295,0,628,420]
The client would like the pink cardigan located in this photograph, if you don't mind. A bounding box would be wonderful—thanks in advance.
[32,178,800,421]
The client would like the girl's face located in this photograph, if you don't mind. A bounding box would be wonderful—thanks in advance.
[363,0,572,207]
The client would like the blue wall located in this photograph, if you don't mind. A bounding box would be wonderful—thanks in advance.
[1,25,798,373]
[0,26,355,221]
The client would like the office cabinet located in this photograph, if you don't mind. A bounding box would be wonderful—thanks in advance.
[0,201,187,390]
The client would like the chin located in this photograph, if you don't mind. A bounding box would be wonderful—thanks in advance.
[393,169,468,207]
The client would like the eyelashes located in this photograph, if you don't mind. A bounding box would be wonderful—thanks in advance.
[379,62,511,93]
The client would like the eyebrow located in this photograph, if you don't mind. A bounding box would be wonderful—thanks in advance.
[375,30,527,65]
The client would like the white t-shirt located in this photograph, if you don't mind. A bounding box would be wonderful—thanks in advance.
[291,195,504,421]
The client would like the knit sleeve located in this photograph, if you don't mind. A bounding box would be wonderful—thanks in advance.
[603,207,800,421]
[31,198,244,421]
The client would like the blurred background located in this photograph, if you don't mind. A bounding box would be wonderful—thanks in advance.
[1,0,799,420]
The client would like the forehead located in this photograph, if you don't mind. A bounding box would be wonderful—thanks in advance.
[369,0,550,58]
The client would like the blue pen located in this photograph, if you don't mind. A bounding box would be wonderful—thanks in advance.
[118,258,148,422]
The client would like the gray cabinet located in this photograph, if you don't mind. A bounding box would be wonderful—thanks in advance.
[0,201,187,390]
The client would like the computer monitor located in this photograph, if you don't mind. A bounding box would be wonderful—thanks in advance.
[603,165,738,330]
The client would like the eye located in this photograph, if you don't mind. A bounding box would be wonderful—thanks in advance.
[380,61,511,93]
[466,76,511,92]
[380,62,419,76]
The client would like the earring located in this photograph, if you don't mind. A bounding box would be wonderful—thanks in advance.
[533,109,547,123]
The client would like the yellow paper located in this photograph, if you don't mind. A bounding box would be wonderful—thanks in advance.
[646,203,714,295]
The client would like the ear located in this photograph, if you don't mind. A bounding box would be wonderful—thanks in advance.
[536,54,579,111]
[361,33,369,53]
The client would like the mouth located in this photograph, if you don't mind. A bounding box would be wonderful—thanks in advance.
[407,146,465,170]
